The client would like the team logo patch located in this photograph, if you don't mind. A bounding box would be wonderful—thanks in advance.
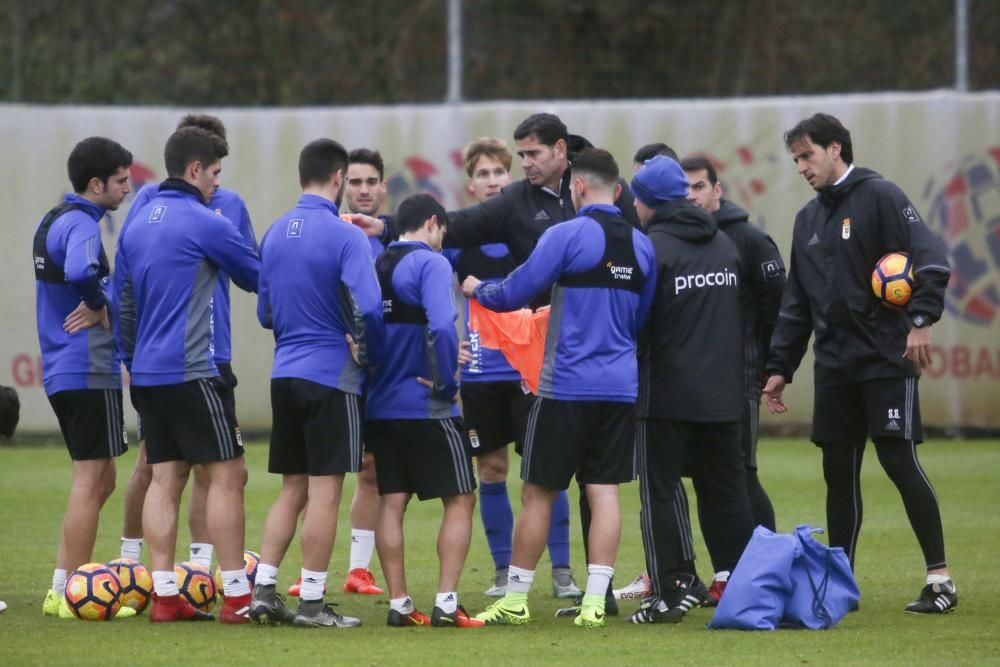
[469,429,481,449]
[902,205,921,223]
[533,210,550,221]
[287,218,303,238]
[148,205,166,224]
[606,261,635,281]
[234,426,244,448]
[841,218,851,239]
[761,260,782,279]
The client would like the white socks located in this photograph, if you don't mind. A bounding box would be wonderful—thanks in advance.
[189,543,213,569]
[221,569,250,597]
[390,596,415,614]
[51,569,67,593]
[436,592,458,614]
[120,537,143,561]
[349,529,376,571]
[585,564,614,597]
[256,563,279,587]
[507,566,534,594]
[153,570,179,597]
[299,569,327,601]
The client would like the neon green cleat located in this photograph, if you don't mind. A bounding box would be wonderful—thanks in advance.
[42,589,74,619]
[474,595,531,626]
[115,606,137,619]
[574,594,607,628]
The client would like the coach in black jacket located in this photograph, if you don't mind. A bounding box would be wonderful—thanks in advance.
[763,113,957,615]
[627,156,755,624]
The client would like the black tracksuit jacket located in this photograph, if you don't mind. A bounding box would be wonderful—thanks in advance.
[714,200,786,401]
[766,167,950,386]
[637,199,744,422]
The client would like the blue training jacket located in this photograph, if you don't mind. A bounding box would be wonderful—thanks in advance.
[113,180,260,386]
[34,194,121,396]
[366,240,459,420]
[473,204,656,403]
[125,183,257,364]
[257,194,385,394]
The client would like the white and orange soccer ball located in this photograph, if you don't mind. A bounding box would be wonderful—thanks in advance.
[107,558,153,614]
[872,252,914,307]
[64,562,122,621]
[175,561,217,612]
[213,550,260,598]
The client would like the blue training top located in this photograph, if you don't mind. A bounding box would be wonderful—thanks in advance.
[113,180,260,386]
[34,194,121,396]
[473,204,656,403]
[257,194,385,394]
[126,183,257,364]
[366,240,460,420]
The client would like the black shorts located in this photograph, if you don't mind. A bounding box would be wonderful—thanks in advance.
[520,398,635,490]
[131,378,243,465]
[460,381,533,456]
[269,378,363,476]
[812,377,923,447]
[366,418,476,500]
[48,389,127,461]
[136,363,236,443]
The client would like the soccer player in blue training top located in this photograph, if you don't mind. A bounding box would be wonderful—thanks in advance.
[366,193,484,629]
[446,137,581,599]
[118,114,257,572]
[764,113,957,614]
[114,126,260,624]
[249,139,385,628]
[35,137,135,620]
[465,148,656,628]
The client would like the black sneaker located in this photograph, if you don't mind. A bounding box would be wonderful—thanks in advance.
[660,573,708,621]
[556,590,619,619]
[248,584,296,625]
[905,580,958,614]
[430,604,485,628]
[292,599,362,628]
[626,596,674,624]
[387,607,431,627]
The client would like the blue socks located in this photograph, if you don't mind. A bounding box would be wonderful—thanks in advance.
[547,489,571,568]
[479,481,514,569]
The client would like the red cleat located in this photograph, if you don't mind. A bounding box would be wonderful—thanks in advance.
[150,593,214,622]
[387,607,431,626]
[343,568,384,595]
[287,576,326,597]
[432,605,485,628]
[220,592,252,624]
[705,578,727,608]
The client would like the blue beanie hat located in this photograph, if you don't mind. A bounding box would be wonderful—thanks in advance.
[630,155,689,207]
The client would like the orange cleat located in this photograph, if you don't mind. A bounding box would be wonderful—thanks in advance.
[150,593,214,622]
[219,592,252,624]
[342,568,384,595]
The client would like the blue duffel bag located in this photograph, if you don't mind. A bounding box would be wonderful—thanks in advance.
[708,525,860,630]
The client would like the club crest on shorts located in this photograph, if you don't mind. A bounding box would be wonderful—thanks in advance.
[234,426,244,448]
[841,218,851,239]
[468,429,481,449]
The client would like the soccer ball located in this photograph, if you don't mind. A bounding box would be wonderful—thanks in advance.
[64,563,122,621]
[214,550,260,597]
[872,252,914,307]
[107,558,153,614]
[175,561,217,612]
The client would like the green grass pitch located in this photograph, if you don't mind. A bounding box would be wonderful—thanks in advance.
[1,438,998,665]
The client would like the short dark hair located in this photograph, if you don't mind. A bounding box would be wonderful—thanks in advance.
[784,113,854,164]
[679,155,718,186]
[396,193,448,234]
[299,139,349,188]
[633,142,678,164]
[0,385,20,438]
[513,113,568,146]
[164,127,229,178]
[177,114,227,141]
[66,137,133,193]
[571,147,619,188]
[348,148,385,180]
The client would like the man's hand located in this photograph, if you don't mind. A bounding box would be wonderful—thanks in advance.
[346,334,361,366]
[461,275,481,298]
[458,340,473,366]
[416,377,459,403]
[903,326,933,372]
[342,213,385,239]
[761,375,788,414]
[64,301,109,334]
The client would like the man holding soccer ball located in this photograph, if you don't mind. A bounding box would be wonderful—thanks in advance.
[763,113,957,614]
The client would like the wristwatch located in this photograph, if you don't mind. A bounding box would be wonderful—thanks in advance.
[911,313,929,328]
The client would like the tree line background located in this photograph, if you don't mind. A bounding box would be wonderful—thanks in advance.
[1,0,997,106]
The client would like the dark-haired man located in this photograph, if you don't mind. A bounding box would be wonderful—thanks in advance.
[36,136,134,620]
[633,143,679,171]
[366,194,482,629]
[763,113,956,614]
[114,126,260,623]
[250,139,383,629]
[627,156,754,624]
[681,154,785,602]
[468,149,655,628]
[118,114,257,571]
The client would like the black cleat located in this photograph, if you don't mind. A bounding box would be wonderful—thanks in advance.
[905,580,958,615]
[626,596,676,624]
[249,584,296,625]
